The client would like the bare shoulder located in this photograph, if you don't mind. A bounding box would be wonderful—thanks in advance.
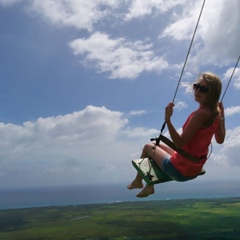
[190,108,213,128]
[194,108,218,128]
[192,108,211,120]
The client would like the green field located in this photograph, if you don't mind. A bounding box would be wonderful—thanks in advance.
[0,197,240,240]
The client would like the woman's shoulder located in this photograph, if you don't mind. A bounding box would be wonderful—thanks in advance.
[194,107,218,127]
[193,108,211,119]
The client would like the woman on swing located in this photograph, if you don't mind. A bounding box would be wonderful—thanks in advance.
[128,72,226,197]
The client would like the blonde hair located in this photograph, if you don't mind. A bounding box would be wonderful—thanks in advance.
[201,72,222,111]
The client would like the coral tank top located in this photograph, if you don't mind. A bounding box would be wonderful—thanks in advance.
[170,111,219,177]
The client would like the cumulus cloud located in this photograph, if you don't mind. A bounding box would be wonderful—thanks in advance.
[24,0,120,32]
[178,81,194,95]
[175,101,188,110]
[1,0,185,29]
[160,0,240,67]
[0,105,128,161]
[1,0,238,74]
[200,0,240,63]
[128,110,147,116]
[0,105,159,187]
[193,0,240,66]
[124,0,186,20]
[123,127,159,138]
[226,128,240,159]
[223,67,240,90]
[213,126,240,166]
[69,32,169,79]
[225,106,240,117]
[160,0,199,41]
[0,107,124,179]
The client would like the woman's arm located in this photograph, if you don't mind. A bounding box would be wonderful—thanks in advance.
[214,102,226,144]
[165,102,203,148]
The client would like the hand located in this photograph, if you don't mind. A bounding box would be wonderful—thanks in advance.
[165,102,174,122]
[218,102,225,118]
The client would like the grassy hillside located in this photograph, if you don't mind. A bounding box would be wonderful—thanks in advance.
[0,197,239,239]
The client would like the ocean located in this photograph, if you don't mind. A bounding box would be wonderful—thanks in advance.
[0,180,239,209]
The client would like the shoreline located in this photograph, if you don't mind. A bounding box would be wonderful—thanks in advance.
[1,181,239,210]
[1,195,240,211]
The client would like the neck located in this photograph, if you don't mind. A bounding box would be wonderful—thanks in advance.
[199,103,207,109]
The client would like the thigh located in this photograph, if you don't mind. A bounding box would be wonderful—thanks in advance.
[147,144,170,170]
[159,143,174,156]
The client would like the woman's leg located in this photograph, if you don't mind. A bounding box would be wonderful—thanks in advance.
[159,143,174,157]
[128,143,171,197]
[127,143,153,189]
[146,143,171,170]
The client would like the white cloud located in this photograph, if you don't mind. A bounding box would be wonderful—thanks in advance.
[0,105,158,188]
[219,126,240,166]
[160,0,201,41]
[175,101,188,110]
[128,110,147,116]
[26,0,120,32]
[181,81,195,95]
[193,0,240,66]
[160,0,240,67]
[208,125,240,168]
[69,32,169,79]
[0,106,130,184]
[225,106,240,117]
[223,67,240,90]
[2,0,238,75]
[0,0,186,30]
[124,0,186,20]
[123,127,159,138]
[25,105,128,145]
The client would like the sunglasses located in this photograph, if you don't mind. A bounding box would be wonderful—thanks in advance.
[193,83,209,93]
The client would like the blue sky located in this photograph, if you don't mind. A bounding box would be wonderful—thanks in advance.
[0,0,240,191]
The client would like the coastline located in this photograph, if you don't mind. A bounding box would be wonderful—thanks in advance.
[1,179,240,210]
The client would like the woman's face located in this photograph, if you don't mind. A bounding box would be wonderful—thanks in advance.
[193,77,209,105]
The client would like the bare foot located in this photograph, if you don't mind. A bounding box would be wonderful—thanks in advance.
[136,185,154,198]
[127,180,143,190]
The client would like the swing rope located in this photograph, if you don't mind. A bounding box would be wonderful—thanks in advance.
[154,0,206,146]
[220,55,240,102]
[171,0,206,104]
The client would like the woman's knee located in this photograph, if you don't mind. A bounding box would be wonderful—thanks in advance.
[141,143,154,157]
[143,143,154,152]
